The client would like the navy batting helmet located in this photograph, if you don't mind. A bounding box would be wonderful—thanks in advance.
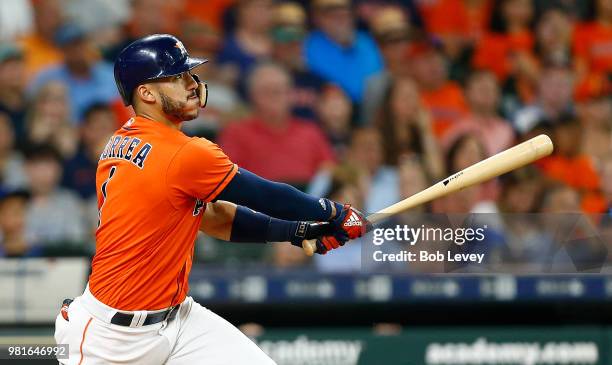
[114,34,208,106]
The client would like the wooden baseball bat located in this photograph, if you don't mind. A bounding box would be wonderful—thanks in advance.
[302,134,554,256]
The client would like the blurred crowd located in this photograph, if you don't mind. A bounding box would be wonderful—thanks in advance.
[0,0,610,270]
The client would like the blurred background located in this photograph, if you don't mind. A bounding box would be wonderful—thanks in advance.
[0,0,611,363]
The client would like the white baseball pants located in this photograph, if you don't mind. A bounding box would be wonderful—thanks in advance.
[54,286,276,365]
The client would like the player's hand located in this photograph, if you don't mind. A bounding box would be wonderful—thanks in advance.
[289,221,333,249]
[315,204,371,254]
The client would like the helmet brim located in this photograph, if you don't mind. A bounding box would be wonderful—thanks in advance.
[186,57,208,70]
[147,57,209,81]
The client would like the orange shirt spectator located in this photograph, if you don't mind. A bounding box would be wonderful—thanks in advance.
[538,116,602,212]
[539,155,600,191]
[18,35,63,79]
[472,30,534,81]
[417,0,492,42]
[18,0,64,78]
[183,0,236,32]
[581,192,607,214]
[573,21,612,75]
[420,83,469,138]
[443,69,514,155]
[410,43,469,138]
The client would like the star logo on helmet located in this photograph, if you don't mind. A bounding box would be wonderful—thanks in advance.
[175,41,187,56]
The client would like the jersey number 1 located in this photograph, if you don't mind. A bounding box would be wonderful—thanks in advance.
[97,166,117,229]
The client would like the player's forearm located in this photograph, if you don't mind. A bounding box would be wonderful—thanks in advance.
[200,202,331,244]
[229,205,331,244]
[200,201,237,240]
[215,168,342,221]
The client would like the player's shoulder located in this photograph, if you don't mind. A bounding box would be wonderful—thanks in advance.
[179,136,222,153]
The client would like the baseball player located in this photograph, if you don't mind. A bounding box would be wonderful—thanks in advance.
[54,34,369,365]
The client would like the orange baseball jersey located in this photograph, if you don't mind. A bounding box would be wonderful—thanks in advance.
[89,116,237,311]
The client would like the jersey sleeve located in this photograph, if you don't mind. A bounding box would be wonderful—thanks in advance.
[167,138,237,204]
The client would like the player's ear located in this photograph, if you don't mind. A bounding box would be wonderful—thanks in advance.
[135,84,156,104]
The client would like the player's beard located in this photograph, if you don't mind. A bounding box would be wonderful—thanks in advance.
[159,92,198,122]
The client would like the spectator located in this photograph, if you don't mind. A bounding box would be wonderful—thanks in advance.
[180,20,244,139]
[534,0,592,21]
[183,0,236,32]
[537,184,607,272]
[409,42,469,138]
[0,43,28,144]
[373,77,444,180]
[317,85,353,160]
[580,91,612,165]
[472,0,538,101]
[501,183,581,271]
[17,0,64,78]
[496,166,545,266]
[0,113,27,191]
[397,156,430,211]
[434,133,495,213]
[369,6,412,77]
[305,0,383,104]
[573,0,612,77]
[0,189,41,258]
[573,0,612,103]
[63,0,130,37]
[219,63,334,188]
[361,6,412,124]
[498,166,544,213]
[217,0,273,94]
[539,116,602,207]
[417,0,493,57]
[445,70,515,155]
[601,155,612,216]
[29,24,119,124]
[23,144,88,250]
[309,127,400,213]
[62,103,116,199]
[535,8,572,67]
[513,66,574,134]
[25,81,78,158]
[353,0,424,30]
[271,2,328,122]
[103,0,182,62]
[345,127,399,213]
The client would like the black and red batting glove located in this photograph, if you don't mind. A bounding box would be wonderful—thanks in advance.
[316,204,371,254]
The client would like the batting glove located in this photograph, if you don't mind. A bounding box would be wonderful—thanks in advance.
[315,204,371,254]
[289,221,333,249]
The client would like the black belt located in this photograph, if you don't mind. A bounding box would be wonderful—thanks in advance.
[110,305,179,327]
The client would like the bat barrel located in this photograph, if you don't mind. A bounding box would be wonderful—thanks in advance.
[371,134,553,222]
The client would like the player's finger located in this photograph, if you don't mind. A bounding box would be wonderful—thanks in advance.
[302,239,316,256]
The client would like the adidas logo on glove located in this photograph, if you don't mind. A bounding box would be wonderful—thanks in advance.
[343,212,363,227]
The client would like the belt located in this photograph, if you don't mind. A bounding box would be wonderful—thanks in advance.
[110,304,180,327]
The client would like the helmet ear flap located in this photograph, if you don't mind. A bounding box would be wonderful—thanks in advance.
[192,74,208,108]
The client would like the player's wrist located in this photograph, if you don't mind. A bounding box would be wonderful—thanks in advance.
[286,221,331,247]
[320,198,344,220]
[230,205,333,245]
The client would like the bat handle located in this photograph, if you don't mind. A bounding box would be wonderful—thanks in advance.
[302,239,316,256]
